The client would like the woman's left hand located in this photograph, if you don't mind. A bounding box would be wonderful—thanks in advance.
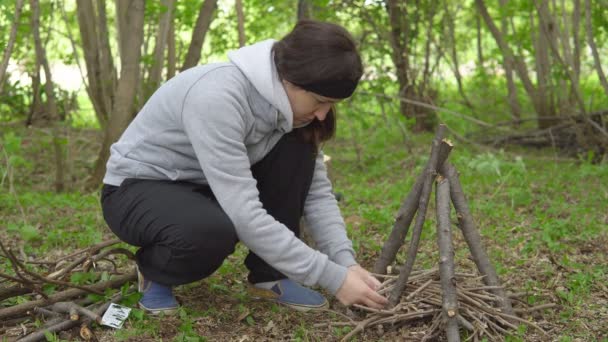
[348,264,382,291]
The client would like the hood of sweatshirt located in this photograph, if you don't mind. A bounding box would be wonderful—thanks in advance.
[228,39,293,132]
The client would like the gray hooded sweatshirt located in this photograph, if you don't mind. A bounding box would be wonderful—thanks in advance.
[103,40,357,294]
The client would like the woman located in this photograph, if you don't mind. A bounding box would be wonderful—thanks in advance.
[101,20,388,314]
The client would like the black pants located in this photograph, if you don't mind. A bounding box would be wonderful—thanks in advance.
[101,132,316,286]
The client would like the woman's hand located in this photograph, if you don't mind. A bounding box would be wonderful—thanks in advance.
[335,265,388,309]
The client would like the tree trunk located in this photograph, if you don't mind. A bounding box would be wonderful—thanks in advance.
[236,0,246,48]
[298,0,312,20]
[31,0,65,192]
[26,69,42,126]
[585,0,608,96]
[384,0,436,132]
[536,0,587,118]
[498,0,522,123]
[76,0,111,128]
[385,0,408,112]
[96,0,115,119]
[167,17,176,79]
[476,0,542,120]
[476,11,484,67]
[145,0,175,101]
[0,0,25,95]
[534,1,557,129]
[445,2,474,110]
[181,0,218,71]
[87,0,145,189]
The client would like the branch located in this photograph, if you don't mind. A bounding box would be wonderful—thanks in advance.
[373,138,453,274]
[436,176,460,341]
[0,271,136,320]
[388,125,447,306]
[440,162,514,316]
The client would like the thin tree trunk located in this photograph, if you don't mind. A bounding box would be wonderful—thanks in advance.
[436,176,460,342]
[181,0,218,71]
[76,0,109,128]
[385,0,411,123]
[59,0,92,110]
[499,0,522,123]
[96,0,116,118]
[535,0,587,118]
[445,2,474,110]
[167,16,176,79]
[571,0,581,83]
[421,0,437,95]
[115,0,128,62]
[87,0,145,189]
[476,0,542,119]
[297,0,312,19]
[26,70,42,125]
[0,0,25,95]
[31,0,65,192]
[476,11,484,67]
[146,0,175,100]
[236,0,246,47]
[585,0,608,96]
[534,1,556,128]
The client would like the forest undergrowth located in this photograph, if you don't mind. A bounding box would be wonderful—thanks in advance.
[1,122,607,341]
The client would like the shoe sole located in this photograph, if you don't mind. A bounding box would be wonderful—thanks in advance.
[138,302,179,315]
[248,286,329,312]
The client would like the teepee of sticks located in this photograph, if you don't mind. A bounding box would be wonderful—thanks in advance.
[343,125,544,341]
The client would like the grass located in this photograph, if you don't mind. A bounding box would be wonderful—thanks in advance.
[1,105,607,341]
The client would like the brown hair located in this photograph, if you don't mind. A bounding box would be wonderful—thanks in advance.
[273,20,362,148]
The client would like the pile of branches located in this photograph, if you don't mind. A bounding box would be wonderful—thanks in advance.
[0,239,136,341]
[471,110,608,159]
[326,269,555,341]
[337,125,554,341]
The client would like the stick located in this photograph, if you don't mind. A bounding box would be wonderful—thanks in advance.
[440,162,514,316]
[405,279,433,301]
[51,302,101,323]
[388,125,447,306]
[436,176,460,341]
[373,138,453,275]
[53,239,121,264]
[0,271,136,320]
[17,288,127,342]
[17,319,78,342]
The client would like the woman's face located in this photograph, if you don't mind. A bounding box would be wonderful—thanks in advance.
[282,80,341,127]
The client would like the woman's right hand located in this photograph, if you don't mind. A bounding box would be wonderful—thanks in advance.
[335,268,389,309]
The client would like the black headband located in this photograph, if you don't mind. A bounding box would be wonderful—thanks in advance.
[293,79,358,99]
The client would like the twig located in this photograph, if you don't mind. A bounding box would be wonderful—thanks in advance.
[54,239,121,264]
[352,304,395,315]
[7,252,104,296]
[405,279,433,300]
[51,302,101,323]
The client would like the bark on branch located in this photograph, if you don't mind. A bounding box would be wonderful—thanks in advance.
[0,271,136,320]
[440,162,513,315]
[388,125,447,306]
[373,138,453,275]
[436,176,460,341]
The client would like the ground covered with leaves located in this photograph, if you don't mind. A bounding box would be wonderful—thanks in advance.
[1,123,607,341]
